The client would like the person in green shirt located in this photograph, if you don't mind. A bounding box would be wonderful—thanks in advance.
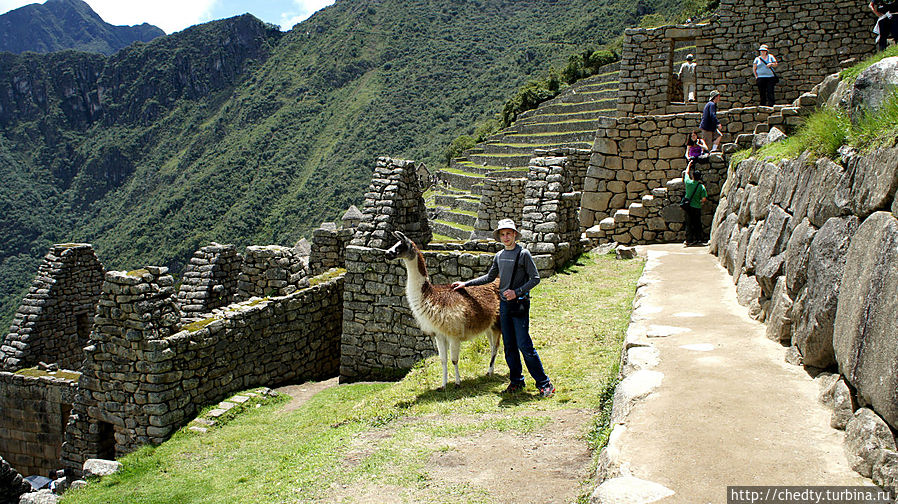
[684,163,709,245]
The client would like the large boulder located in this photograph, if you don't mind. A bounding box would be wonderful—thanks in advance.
[772,156,803,210]
[0,456,31,504]
[791,216,859,368]
[844,408,897,477]
[733,224,754,282]
[737,185,755,225]
[833,211,898,430]
[708,195,728,255]
[814,72,842,105]
[736,274,764,320]
[765,277,793,344]
[82,458,123,479]
[750,163,779,221]
[846,147,898,219]
[751,205,792,295]
[807,157,851,228]
[788,156,815,223]
[849,56,898,124]
[714,213,738,261]
[784,218,816,297]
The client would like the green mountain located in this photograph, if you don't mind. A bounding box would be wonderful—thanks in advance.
[0,0,682,331]
[0,0,164,55]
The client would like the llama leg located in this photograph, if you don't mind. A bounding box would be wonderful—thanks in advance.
[449,338,461,386]
[433,335,448,390]
[487,329,501,376]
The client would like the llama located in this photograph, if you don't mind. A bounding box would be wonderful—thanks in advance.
[384,231,502,389]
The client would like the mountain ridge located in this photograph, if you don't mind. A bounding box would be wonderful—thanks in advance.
[0,0,165,55]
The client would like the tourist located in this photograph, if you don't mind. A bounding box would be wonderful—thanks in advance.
[677,54,697,102]
[699,90,723,152]
[871,0,898,50]
[752,44,779,106]
[451,219,555,397]
[684,129,710,165]
[683,164,709,246]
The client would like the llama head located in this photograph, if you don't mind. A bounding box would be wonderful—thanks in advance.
[384,231,417,261]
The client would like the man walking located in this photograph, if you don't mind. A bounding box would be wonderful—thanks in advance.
[700,90,723,152]
[677,54,697,102]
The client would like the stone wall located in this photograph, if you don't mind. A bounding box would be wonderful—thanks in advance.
[0,455,31,503]
[521,156,584,271]
[617,0,872,115]
[580,109,776,229]
[0,244,104,372]
[61,267,343,476]
[350,157,432,249]
[472,178,526,240]
[309,224,354,276]
[236,245,308,300]
[340,245,496,383]
[0,370,78,477]
[177,243,242,324]
[710,145,898,487]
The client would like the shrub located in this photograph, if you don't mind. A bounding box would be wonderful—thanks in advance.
[443,134,476,164]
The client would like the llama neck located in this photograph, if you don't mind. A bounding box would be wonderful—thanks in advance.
[403,249,430,310]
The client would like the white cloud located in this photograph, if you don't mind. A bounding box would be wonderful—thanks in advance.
[279,0,333,30]
[86,0,218,34]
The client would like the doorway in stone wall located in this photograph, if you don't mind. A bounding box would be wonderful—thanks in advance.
[76,312,91,342]
[96,421,115,460]
[668,38,698,104]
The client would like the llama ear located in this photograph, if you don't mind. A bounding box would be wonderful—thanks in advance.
[393,230,407,241]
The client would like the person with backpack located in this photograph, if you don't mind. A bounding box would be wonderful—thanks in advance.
[682,164,708,246]
[752,44,778,107]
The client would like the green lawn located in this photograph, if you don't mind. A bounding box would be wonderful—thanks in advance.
[62,251,644,504]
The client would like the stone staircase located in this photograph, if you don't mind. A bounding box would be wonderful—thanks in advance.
[428,63,620,240]
[584,89,821,245]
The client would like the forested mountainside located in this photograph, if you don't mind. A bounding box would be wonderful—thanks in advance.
[0,0,164,55]
[0,0,683,330]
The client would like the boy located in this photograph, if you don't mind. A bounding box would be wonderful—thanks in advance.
[451,219,555,397]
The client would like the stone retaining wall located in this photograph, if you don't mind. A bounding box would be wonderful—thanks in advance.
[61,267,343,476]
[0,244,104,372]
[521,156,584,270]
[581,109,772,228]
[177,243,241,324]
[711,145,898,487]
[617,0,872,115]
[0,371,78,477]
[472,178,526,240]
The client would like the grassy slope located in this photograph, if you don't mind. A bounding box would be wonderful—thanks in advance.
[0,0,680,330]
[61,251,644,504]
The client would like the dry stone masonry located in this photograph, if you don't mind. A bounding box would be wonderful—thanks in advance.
[472,177,526,240]
[61,266,343,476]
[177,243,241,324]
[0,371,78,478]
[617,0,872,115]
[0,244,104,372]
[520,156,584,272]
[351,157,432,249]
[236,245,308,300]
[308,224,353,276]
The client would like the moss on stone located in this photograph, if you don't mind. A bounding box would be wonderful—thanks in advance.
[182,317,218,332]
[127,268,149,277]
[309,268,346,287]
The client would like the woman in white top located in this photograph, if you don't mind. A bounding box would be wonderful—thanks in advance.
[752,44,778,106]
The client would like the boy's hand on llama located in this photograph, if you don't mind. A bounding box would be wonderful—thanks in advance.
[504,289,517,300]
[451,281,466,290]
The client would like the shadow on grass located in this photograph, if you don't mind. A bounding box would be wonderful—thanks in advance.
[395,373,541,409]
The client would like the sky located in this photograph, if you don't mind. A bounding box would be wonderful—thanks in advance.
[0,0,336,33]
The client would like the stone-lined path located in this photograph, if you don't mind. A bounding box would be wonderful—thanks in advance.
[594,244,871,503]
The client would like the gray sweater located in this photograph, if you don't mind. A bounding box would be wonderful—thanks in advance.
[466,245,540,297]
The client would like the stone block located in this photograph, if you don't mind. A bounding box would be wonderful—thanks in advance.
[765,277,792,344]
[792,215,859,369]
[833,212,898,430]
[844,408,897,477]
[847,147,898,219]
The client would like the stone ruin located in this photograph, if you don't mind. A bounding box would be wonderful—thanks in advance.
[177,243,241,324]
[0,244,104,372]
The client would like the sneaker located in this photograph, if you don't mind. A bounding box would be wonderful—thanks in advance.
[538,383,556,398]
[502,382,524,394]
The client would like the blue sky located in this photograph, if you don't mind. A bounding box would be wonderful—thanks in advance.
[0,0,336,33]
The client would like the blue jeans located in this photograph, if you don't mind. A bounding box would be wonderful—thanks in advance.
[499,299,550,388]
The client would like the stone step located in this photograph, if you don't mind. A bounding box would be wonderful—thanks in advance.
[573,80,619,93]
[430,220,472,241]
[551,89,618,104]
[613,209,631,224]
[512,118,608,134]
[466,153,534,168]
[497,130,596,145]
[431,207,477,227]
[479,142,590,155]
[450,159,512,175]
[438,169,486,191]
[627,202,648,218]
[434,194,481,212]
[599,216,616,231]
[529,98,618,115]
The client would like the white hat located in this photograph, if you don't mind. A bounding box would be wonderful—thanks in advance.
[493,219,522,241]
[759,44,769,51]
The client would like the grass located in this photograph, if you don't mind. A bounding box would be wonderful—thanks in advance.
[432,219,474,231]
[61,252,644,504]
[840,44,898,83]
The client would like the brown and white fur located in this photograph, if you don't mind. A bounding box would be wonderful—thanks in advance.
[384,231,501,389]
